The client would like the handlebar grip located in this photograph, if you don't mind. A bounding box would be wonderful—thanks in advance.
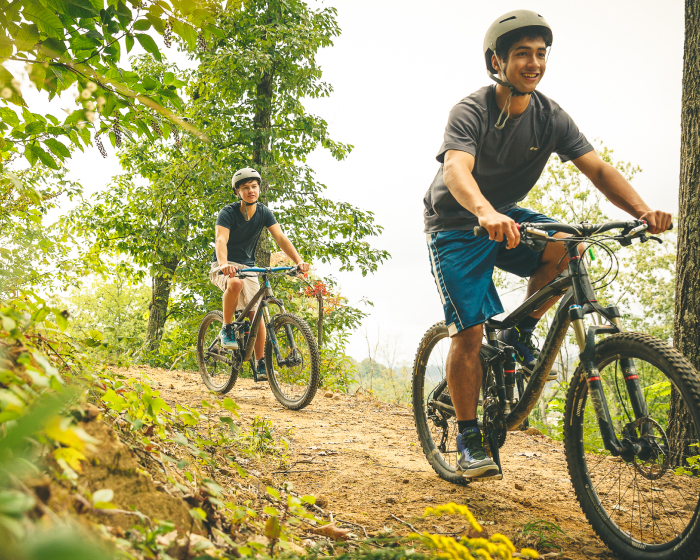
[473,226,489,237]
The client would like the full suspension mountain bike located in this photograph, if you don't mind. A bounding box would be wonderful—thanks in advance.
[412,220,700,560]
[196,266,320,410]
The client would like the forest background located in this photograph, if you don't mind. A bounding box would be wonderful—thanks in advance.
[0,0,696,558]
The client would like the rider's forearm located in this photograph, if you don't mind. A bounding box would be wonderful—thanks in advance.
[277,235,303,265]
[443,153,496,218]
[589,163,651,219]
[215,238,229,267]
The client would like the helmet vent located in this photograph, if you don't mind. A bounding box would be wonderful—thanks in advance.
[499,16,517,23]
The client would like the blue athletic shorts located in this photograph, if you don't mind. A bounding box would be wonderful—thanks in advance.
[426,206,557,337]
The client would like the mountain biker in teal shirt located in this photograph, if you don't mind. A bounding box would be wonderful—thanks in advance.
[423,10,673,479]
[210,168,309,379]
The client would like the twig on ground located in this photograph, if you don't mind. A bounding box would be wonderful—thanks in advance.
[336,518,369,538]
[391,513,419,533]
[272,469,325,474]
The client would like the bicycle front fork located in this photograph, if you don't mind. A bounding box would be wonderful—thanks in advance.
[262,303,300,367]
[569,305,651,458]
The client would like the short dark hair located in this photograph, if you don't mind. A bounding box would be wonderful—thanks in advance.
[235,178,261,190]
[495,26,551,62]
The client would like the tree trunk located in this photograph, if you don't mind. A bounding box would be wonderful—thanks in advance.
[670,0,700,467]
[145,257,179,351]
[253,63,274,268]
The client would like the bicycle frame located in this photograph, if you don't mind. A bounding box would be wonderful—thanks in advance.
[220,267,299,367]
[480,237,650,458]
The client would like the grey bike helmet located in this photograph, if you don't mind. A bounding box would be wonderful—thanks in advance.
[483,10,553,128]
[232,167,261,190]
[484,10,552,81]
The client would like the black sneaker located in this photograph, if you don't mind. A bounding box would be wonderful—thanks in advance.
[255,358,268,381]
[456,427,500,479]
[500,327,539,373]
[219,324,238,350]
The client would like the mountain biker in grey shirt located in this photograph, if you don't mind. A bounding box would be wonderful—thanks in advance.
[424,10,672,480]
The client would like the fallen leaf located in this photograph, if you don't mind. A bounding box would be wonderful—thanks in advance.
[312,522,350,541]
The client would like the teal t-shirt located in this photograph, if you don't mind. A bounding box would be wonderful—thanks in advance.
[212,202,277,266]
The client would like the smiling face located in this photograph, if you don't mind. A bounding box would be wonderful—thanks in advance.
[492,37,547,94]
[236,179,260,204]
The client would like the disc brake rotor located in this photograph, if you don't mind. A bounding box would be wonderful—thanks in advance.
[629,416,670,481]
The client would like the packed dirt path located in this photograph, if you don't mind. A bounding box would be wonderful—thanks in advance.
[126,365,616,559]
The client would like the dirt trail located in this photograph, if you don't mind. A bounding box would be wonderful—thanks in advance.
[126,366,615,559]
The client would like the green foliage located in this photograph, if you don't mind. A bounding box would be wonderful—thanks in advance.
[517,519,568,553]
[0,164,88,297]
[0,0,217,176]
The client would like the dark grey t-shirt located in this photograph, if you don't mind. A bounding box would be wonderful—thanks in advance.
[211,202,277,266]
[423,86,593,233]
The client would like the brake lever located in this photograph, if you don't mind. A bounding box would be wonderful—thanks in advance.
[639,234,663,244]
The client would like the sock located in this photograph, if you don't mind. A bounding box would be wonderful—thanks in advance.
[517,315,540,330]
[458,419,479,433]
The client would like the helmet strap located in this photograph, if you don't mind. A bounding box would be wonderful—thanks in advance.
[491,56,529,129]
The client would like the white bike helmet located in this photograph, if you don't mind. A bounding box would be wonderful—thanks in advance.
[232,167,261,190]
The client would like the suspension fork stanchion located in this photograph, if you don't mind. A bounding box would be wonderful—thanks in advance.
[568,244,623,456]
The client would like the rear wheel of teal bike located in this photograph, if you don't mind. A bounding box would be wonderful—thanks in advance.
[265,313,320,410]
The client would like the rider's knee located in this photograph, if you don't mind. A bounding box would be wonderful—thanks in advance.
[451,324,483,352]
[225,276,243,292]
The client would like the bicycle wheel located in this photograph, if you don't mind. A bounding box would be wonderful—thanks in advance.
[265,313,320,410]
[196,310,239,394]
[564,332,700,560]
[412,321,469,486]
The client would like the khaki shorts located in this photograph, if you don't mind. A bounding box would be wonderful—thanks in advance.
[209,262,261,312]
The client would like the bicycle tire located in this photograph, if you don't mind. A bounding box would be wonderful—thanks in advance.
[412,321,469,486]
[564,332,700,560]
[196,310,238,394]
[265,313,320,410]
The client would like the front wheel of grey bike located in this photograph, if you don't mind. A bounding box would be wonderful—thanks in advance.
[265,313,320,410]
[564,332,700,560]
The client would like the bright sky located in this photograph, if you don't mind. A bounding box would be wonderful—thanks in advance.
[18,0,684,364]
[305,0,685,363]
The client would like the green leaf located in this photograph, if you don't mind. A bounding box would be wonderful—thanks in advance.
[23,4,64,39]
[0,66,25,107]
[33,145,60,169]
[172,19,196,50]
[222,397,239,413]
[44,138,71,160]
[14,24,41,51]
[25,121,46,135]
[0,108,20,128]
[46,0,100,19]
[69,34,101,51]
[0,490,35,516]
[135,33,161,61]
[102,389,127,412]
[133,19,151,31]
[55,311,68,331]
[264,515,281,540]
[189,507,207,521]
[266,487,280,500]
[125,33,134,53]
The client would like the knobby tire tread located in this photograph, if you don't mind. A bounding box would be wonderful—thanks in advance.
[412,321,468,486]
[266,313,320,411]
[196,310,238,394]
[563,332,700,560]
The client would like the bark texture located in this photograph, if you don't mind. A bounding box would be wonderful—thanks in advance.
[145,257,179,351]
[670,0,700,466]
[253,69,274,268]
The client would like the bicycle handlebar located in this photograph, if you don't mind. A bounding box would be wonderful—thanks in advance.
[217,265,300,277]
[473,219,673,240]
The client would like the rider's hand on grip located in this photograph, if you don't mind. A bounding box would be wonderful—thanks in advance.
[218,263,237,277]
[476,211,520,249]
